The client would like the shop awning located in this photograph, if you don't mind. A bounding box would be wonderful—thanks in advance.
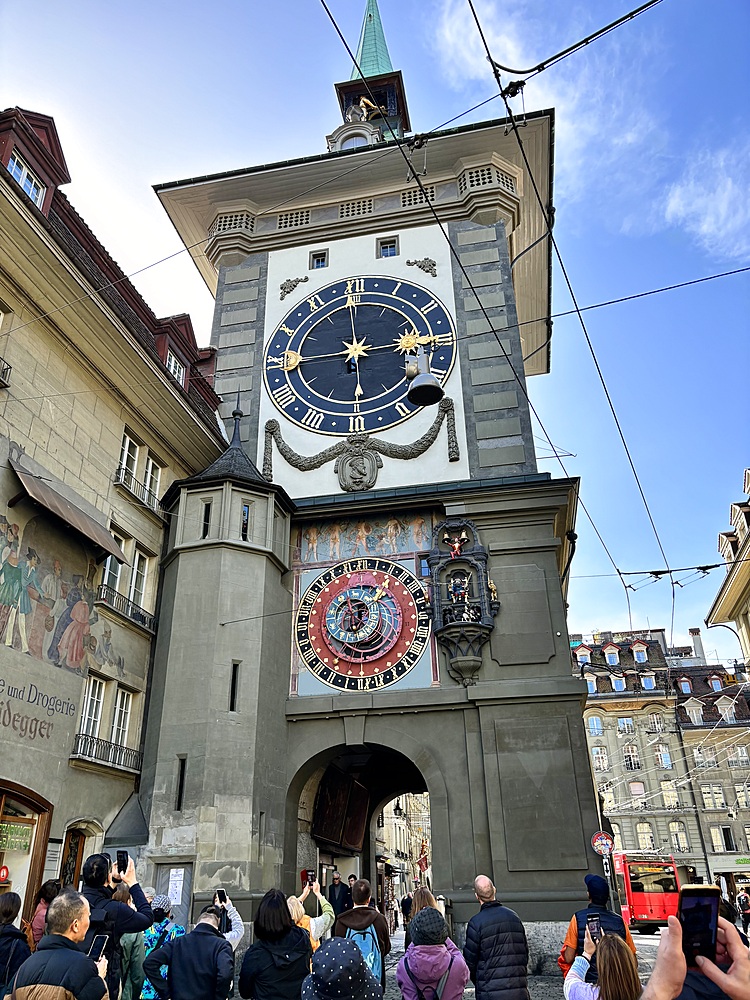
[8,459,127,563]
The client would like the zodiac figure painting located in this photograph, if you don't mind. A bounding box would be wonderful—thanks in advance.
[297,511,435,564]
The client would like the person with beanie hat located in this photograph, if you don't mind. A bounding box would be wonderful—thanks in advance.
[302,938,382,1000]
[397,908,469,1000]
[560,874,636,982]
[141,895,186,999]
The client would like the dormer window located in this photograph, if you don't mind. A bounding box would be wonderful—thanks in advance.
[642,675,656,691]
[7,150,45,208]
[612,676,626,692]
[709,676,723,692]
[585,675,596,695]
[685,700,704,725]
[602,643,620,666]
[718,698,737,724]
[577,652,591,665]
[166,349,186,387]
[631,642,649,664]
[679,677,692,694]
[341,134,369,150]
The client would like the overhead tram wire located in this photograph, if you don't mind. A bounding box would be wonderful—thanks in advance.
[318,0,635,608]
[464,0,676,623]
[0,89,513,347]
[487,0,666,81]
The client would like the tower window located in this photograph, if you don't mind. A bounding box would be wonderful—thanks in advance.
[309,250,329,270]
[377,236,399,259]
[202,501,212,539]
[241,502,251,542]
[229,661,240,712]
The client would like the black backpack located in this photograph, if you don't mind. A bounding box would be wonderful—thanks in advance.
[81,901,120,997]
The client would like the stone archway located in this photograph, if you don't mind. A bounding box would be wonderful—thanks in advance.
[283,729,450,896]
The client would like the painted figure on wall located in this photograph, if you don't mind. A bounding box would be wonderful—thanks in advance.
[4,547,44,653]
[296,512,436,564]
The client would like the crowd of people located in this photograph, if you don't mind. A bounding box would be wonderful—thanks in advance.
[3,858,750,1000]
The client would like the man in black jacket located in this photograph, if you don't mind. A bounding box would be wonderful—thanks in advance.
[10,888,107,1000]
[463,875,529,1000]
[144,905,234,1000]
[80,852,153,999]
[328,872,351,918]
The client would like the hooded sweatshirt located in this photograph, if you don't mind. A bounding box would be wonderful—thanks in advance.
[397,939,470,1000]
[332,906,391,988]
[239,925,312,1000]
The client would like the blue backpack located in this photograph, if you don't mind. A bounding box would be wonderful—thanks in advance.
[345,923,382,980]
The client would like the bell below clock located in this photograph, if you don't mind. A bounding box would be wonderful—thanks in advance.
[263,275,457,435]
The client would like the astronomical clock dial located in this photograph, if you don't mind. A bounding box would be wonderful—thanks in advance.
[263,276,456,435]
[295,558,431,691]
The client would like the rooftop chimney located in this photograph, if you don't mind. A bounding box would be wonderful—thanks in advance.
[689,627,707,665]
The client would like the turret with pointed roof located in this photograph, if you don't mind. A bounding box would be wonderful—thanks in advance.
[331,0,411,143]
[351,0,394,80]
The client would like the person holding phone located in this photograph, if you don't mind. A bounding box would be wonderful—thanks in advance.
[563,925,641,1000]
[8,889,107,1000]
[80,852,154,1000]
[641,914,750,1000]
[213,888,244,951]
[561,875,637,982]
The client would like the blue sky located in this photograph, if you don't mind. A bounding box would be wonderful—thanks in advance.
[2,0,748,661]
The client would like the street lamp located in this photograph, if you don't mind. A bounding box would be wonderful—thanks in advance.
[393,798,403,818]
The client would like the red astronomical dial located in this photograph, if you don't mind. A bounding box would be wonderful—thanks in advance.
[295,557,431,692]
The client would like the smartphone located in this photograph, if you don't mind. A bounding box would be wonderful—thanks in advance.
[586,912,602,942]
[88,935,109,962]
[116,850,128,875]
[678,885,720,965]
[216,888,227,905]
[306,869,316,887]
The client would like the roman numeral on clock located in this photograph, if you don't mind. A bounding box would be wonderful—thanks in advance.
[301,408,325,429]
[420,300,439,315]
[272,384,296,408]
[394,402,410,416]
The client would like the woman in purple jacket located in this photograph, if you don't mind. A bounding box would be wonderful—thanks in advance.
[397,907,470,1000]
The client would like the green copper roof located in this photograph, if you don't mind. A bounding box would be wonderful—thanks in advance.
[350,0,394,80]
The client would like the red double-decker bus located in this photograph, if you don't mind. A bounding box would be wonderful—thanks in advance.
[613,852,680,932]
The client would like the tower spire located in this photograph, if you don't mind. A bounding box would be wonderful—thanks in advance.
[350,0,393,80]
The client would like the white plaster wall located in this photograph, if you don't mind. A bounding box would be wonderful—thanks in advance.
[258,224,470,498]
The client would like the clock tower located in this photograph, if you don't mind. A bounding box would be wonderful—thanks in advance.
[144,0,601,954]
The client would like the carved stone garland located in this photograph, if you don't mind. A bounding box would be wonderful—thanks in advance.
[427,518,500,687]
[263,397,459,492]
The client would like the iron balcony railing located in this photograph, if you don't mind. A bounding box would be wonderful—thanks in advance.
[113,465,160,512]
[95,584,155,631]
[71,733,142,772]
[0,356,11,387]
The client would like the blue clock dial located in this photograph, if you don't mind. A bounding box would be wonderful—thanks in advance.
[263,275,456,435]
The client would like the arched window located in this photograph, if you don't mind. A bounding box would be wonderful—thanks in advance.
[611,822,624,851]
[592,746,609,772]
[624,744,641,771]
[588,716,603,736]
[669,821,690,852]
[637,821,655,850]
[341,135,369,150]
[655,743,673,769]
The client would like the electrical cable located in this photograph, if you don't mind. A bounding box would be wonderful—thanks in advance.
[487,0,665,80]
[319,0,628,602]
[465,0,678,622]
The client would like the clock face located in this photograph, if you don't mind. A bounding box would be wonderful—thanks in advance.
[295,557,431,691]
[263,275,456,435]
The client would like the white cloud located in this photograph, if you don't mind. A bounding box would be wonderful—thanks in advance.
[664,143,750,261]
[429,0,662,204]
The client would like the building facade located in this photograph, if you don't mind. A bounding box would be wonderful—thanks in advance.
[577,627,750,893]
[0,106,223,916]
[137,0,602,947]
[707,468,750,665]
